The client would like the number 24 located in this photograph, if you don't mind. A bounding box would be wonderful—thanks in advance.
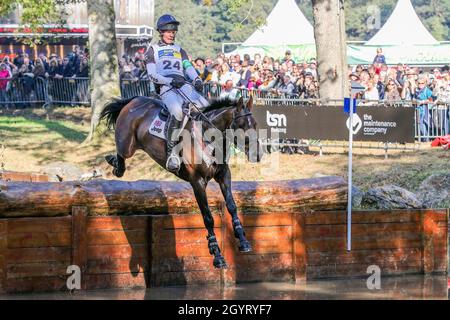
[163,61,181,70]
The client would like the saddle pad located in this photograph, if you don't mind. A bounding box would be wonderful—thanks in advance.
[149,115,167,140]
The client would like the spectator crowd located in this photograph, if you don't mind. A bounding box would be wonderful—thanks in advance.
[0,45,89,107]
[1,45,450,110]
[349,48,450,105]
[117,47,450,105]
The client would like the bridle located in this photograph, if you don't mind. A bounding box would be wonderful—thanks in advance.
[230,110,253,130]
[176,86,254,132]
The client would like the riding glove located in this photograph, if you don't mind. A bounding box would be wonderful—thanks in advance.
[171,78,186,89]
[193,78,204,93]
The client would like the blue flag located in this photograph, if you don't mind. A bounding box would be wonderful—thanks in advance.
[344,98,357,113]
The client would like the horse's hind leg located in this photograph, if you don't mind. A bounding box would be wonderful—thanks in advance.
[215,166,252,252]
[191,178,227,269]
[106,129,137,178]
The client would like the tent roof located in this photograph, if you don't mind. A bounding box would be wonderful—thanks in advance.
[241,0,315,46]
[365,0,439,46]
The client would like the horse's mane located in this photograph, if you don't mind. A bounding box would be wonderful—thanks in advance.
[202,98,237,114]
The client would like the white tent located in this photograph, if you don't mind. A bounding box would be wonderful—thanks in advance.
[241,0,315,46]
[227,0,316,61]
[365,0,439,46]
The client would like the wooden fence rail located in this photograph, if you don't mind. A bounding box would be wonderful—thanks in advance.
[0,207,447,293]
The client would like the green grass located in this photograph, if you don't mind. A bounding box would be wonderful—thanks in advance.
[0,116,87,143]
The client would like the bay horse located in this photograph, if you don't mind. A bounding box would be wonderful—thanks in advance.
[100,95,263,268]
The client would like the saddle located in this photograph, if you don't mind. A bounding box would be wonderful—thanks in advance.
[149,97,204,140]
[148,100,216,166]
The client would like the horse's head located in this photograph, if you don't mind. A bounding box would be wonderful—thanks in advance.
[231,96,264,163]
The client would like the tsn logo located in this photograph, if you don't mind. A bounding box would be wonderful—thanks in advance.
[266,111,287,127]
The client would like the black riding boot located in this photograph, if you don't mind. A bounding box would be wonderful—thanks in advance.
[166,115,184,172]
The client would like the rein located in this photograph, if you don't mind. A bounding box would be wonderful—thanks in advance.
[175,86,253,132]
[231,111,253,129]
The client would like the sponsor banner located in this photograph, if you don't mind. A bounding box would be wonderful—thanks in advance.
[229,44,450,65]
[228,44,317,63]
[252,104,416,143]
[348,44,450,66]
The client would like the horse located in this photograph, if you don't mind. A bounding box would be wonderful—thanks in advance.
[100,94,263,269]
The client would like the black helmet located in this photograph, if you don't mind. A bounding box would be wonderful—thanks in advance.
[157,14,180,32]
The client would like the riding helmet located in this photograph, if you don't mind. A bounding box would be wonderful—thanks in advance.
[157,14,180,32]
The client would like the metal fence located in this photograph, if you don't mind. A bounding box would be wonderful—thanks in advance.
[203,82,300,101]
[0,76,47,108]
[1,77,449,142]
[47,77,90,105]
[0,77,89,107]
[120,79,155,99]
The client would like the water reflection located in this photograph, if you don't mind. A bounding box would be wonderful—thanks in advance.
[1,275,448,300]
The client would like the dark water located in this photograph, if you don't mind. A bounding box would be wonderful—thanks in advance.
[1,275,448,300]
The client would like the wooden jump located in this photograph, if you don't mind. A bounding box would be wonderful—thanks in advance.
[0,176,447,293]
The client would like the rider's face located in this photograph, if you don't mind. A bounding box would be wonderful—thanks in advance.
[161,30,177,44]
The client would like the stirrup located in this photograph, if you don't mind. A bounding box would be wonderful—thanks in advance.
[166,154,181,172]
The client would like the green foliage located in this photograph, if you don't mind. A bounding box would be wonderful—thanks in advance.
[157,0,449,58]
[2,0,449,57]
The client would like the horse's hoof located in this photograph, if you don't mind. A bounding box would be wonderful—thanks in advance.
[105,155,116,167]
[239,241,252,253]
[112,168,124,178]
[213,256,228,269]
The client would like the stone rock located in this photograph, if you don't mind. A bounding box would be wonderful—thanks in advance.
[79,169,104,181]
[351,186,364,208]
[363,185,422,210]
[313,173,328,178]
[417,174,450,209]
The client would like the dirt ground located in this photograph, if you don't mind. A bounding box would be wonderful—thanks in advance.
[0,106,449,193]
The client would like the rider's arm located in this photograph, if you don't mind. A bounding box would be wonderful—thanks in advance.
[145,46,173,86]
[180,48,200,82]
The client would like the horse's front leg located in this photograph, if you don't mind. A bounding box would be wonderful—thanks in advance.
[191,178,227,269]
[105,154,126,177]
[215,166,252,253]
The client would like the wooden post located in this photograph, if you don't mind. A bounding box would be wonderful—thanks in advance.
[421,210,448,275]
[0,220,6,293]
[292,212,307,283]
[221,201,236,286]
[71,206,88,290]
[148,215,163,287]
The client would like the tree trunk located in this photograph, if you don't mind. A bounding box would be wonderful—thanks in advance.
[312,0,349,101]
[0,177,348,217]
[85,0,121,142]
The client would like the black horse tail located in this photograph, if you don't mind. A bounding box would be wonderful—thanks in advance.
[100,97,136,129]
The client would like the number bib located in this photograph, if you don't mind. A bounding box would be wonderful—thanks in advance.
[151,44,184,78]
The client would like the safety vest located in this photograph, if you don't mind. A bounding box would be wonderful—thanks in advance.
[151,43,185,78]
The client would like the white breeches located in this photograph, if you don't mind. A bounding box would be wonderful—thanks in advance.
[160,84,209,121]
